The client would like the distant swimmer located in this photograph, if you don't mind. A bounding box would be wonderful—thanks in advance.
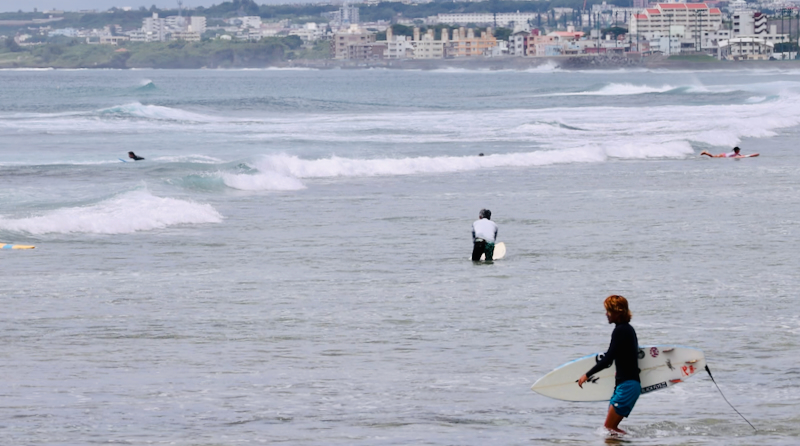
[700,147,759,158]
[471,209,498,261]
[578,295,640,436]
[479,153,484,156]
[128,151,145,161]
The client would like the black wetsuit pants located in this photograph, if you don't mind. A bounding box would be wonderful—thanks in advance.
[472,240,494,261]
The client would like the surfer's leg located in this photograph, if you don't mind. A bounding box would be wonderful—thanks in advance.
[605,380,641,433]
[603,404,626,434]
[471,240,486,261]
[484,242,494,261]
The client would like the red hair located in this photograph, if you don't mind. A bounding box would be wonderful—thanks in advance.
[604,295,632,324]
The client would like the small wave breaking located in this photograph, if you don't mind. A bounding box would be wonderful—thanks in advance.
[222,142,692,191]
[0,190,223,235]
[135,79,157,91]
[97,102,222,122]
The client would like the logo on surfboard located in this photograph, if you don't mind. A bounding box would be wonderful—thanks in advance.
[641,382,668,394]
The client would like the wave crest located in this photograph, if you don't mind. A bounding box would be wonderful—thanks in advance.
[97,102,222,122]
[237,142,690,189]
[0,191,223,235]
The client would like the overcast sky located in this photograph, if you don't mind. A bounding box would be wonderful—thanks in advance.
[0,0,320,13]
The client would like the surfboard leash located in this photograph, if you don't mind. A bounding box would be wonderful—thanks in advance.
[705,365,756,432]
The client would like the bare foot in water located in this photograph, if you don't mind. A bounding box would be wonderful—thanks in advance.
[606,426,626,436]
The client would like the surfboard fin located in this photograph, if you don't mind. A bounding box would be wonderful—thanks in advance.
[705,365,756,431]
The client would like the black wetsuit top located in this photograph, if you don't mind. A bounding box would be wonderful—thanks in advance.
[585,322,640,386]
[130,155,144,161]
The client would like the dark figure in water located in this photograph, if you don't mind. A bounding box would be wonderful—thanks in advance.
[128,151,145,161]
[471,208,498,261]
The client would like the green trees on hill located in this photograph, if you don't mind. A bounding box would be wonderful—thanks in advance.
[0,37,308,69]
[124,40,288,68]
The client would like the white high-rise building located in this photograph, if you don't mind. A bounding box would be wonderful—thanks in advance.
[189,16,206,34]
[630,3,723,51]
[142,13,167,42]
[732,11,768,35]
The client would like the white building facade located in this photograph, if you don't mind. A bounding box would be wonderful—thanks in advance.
[436,12,539,28]
[630,3,723,52]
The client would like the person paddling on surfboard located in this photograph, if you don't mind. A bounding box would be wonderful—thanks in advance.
[128,151,145,161]
[578,295,640,435]
[700,146,757,158]
[471,209,498,261]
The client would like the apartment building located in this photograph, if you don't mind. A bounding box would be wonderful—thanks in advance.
[447,27,497,57]
[526,30,584,57]
[630,3,723,46]
[414,28,446,59]
[332,26,376,59]
[437,12,540,28]
[508,31,530,56]
[142,13,167,42]
[131,13,203,42]
[733,11,767,35]
[189,16,206,34]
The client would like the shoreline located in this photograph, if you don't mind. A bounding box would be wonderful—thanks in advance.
[282,54,800,71]
[2,54,799,71]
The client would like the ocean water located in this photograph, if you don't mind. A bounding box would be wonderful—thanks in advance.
[1,66,800,445]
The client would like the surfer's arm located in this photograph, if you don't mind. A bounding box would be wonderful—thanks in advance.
[583,330,621,380]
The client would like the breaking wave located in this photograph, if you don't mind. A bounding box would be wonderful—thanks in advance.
[0,190,223,235]
[97,102,223,122]
[218,141,692,191]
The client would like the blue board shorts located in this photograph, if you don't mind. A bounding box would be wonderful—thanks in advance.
[609,380,641,417]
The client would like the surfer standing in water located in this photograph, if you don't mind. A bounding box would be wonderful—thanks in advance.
[128,151,145,161]
[578,295,641,435]
[700,147,757,158]
[471,209,498,261]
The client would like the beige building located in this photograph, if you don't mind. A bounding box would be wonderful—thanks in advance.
[382,26,497,59]
[98,35,129,45]
[526,30,584,57]
[447,27,497,58]
[333,26,377,59]
[171,31,201,41]
[413,28,446,59]
[384,26,446,59]
[346,42,387,60]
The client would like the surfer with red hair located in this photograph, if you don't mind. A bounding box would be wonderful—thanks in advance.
[578,295,640,435]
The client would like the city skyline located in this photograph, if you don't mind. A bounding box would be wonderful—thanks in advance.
[0,0,324,13]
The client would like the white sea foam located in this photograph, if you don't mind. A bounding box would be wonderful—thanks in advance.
[97,102,223,122]
[524,61,560,73]
[243,141,690,186]
[154,155,225,164]
[0,190,223,235]
[553,83,680,96]
[221,171,306,191]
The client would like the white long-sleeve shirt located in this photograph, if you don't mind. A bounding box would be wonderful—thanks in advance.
[472,218,498,243]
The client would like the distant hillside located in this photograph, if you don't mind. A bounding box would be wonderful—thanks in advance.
[0,37,328,69]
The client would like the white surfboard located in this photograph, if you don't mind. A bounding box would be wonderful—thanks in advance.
[471,242,506,261]
[531,345,705,401]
